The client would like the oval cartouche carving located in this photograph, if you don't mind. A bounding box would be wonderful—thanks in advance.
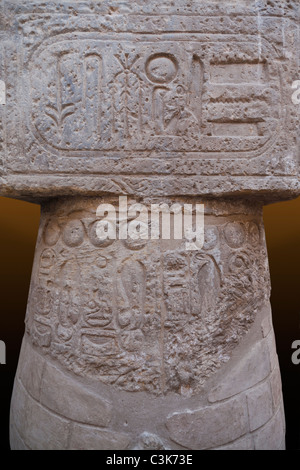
[248,221,260,246]
[62,220,85,247]
[43,220,61,246]
[28,35,282,159]
[224,222,246,249]
[88,220,115,248]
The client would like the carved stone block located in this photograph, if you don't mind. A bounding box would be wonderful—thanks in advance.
[2,0,299,450]
[0,0,299,200]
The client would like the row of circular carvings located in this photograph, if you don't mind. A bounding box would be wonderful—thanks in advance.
[42,219,261,251]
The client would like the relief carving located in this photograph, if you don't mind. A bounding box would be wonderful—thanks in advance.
[7,1,294,451]
[29,35,282,157]
[26,210,266,396]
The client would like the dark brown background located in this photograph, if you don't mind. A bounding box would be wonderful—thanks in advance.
[0,196,299,450]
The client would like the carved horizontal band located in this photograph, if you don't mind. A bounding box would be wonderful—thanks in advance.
[29,34,282,157]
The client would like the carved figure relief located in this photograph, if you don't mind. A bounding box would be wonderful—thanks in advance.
[30,35,282,156]
[26,210,267,396]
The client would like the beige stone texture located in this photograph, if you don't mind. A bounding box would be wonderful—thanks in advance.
[4,0,298,450]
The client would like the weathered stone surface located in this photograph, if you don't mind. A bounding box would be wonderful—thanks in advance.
[11,380,70,450]
[24,198,268,396]
[166,396,249,449]
[24,401,70,451]
[10,195,286,450]
[270,364,284,410]
[261,305,273,338]
[18,337,44,401]
[133,432,168,450]
[40,362,112,427]
[208,339,271,403]
[10,380,29,440]
[246,381,273,432]
[10,420,30,451]
[6,0,294,451]
[69,424,130,450]
[266,328,279,371]
[253,406,286,450]
[214,435,254,451]
[0,0,299,201]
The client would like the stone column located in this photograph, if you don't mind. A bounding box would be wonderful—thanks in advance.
[10,197,285,450]
[1,0,299,450]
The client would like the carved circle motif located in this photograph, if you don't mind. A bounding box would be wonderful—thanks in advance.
[88,221,114,248]
[96,256,108,269]
[224,222,246,249]
[62,220,85,247]
[122,220,149,250]
[228,252,250,273]
[40,249,56,269]
[145,53,178,84]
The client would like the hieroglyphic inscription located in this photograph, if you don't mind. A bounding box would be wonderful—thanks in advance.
[26,208,266,396]
[30,35,282,156]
